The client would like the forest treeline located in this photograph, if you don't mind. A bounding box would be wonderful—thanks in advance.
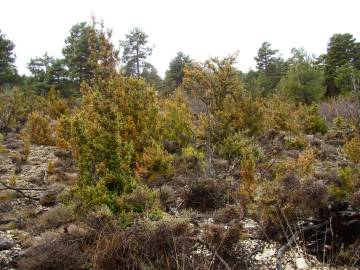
[1,17,360,269]
[1,19,360,99]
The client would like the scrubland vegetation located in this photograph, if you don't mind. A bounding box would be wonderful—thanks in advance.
[0,17,360,270]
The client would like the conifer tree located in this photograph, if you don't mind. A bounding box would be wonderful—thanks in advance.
[120,28,153,78]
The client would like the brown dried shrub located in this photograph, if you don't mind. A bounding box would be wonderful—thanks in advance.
[35,205,75,231]
[214,204,245,224]
[183,177,239,211]
[202,223,245,267]
[17,231,89,270]
[92,217,202,270]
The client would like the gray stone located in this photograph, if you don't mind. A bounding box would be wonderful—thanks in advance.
[39,184,65,206]
[28,170,46,185]
[0,236,15,251]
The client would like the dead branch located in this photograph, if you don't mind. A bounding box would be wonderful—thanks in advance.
[0,180,46,201]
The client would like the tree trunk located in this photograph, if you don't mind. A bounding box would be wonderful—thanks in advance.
[136,47,140,79]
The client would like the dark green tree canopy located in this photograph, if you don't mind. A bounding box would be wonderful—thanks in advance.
[0,30,17,88]
[255,41,280,74]
[62,22,95,86]
[120,27,153,78]
[27,53,74,97]
[280,48,325,104]
[163,51,192,92]
[323,33,360,96]
[141,63,162,90]
[251,42,288,96]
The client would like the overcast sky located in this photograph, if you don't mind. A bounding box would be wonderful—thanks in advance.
[1,0,359,77]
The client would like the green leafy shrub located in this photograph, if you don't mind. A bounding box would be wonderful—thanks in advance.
[284,135,307,150]
[176,145,204,173]
[344,135,360,163]
[0,89,47,132]
[136,141,174,184]
[330,167,355,200]
[46,88,69,118]
[157,90,195,148]
[116,185,157,213]
[262,95,302,134]
[217,132,263,160]
[0,132,4,152]
[299,104,328,134]
[26,111,53,145]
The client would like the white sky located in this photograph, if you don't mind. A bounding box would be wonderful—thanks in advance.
[1,0,359,77]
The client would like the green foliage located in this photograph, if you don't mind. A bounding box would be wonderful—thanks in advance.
[284,135,307,150]
[0,88,47,131]
[323,33,360,96]
[253,41,288,95]
[163,51,192,93]
[157,90,194,148]
[0,30,17,88]
[120,27,152,78]
[177,145,205,173]
[280,49,325,104]
[26,111,53,145]
[262,95,301,133]
[299,104,328,134]
[140,63,162,90]
[136,141,174,183]
[255,41,279,73]
[330,167,355,200]
[67,22,142,211]
[62,22,96,87]
[27,54,75,97]
[334,64,357,94]
[263,95,327,135]
[222,92,264,136]
[182,55,250,143]
[217,132,263,160]
[70,74,159,209]
[182,145,204,161]
[344,135,360,163]
[46,88,69,118]
[116,185,157,213]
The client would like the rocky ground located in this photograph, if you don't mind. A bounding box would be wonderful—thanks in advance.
[0,132,76,269]
[0,130,356,269]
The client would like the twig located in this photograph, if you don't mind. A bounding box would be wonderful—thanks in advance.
[197,237,232,270]
[276,221,328,270]
[259,158,277,180]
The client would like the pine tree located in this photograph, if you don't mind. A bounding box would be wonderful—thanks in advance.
[280,49,325,104]
[62,22,96,87]
[163,51,192,92]
[0,30,17,88]
[323,33,360,96]
[253,41,287,95]
[120,28,153,78]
